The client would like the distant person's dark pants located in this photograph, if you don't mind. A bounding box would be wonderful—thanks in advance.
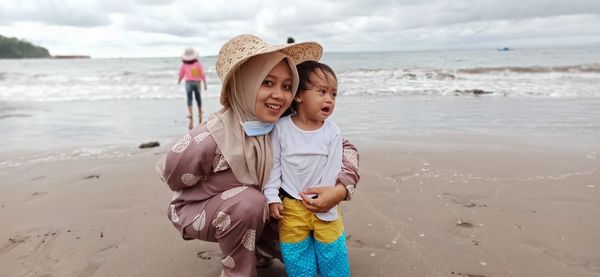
[185,80,202,107]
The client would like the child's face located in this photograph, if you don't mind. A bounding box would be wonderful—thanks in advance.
[295,69,338,122]
[255,60,294,123]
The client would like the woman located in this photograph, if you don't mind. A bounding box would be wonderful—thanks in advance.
[159,34,359,277]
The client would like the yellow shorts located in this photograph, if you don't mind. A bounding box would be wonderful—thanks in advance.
[278,197,344,244]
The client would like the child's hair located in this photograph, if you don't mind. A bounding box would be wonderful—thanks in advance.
[182,59,198,64]
[285,61,337,114]
[297,61,337,92]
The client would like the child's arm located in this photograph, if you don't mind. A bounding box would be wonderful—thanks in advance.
[262,125,283,216]
[177,64,185,84]
[199,63,207,90]
[300,130,360,212]
[300,125,343,210]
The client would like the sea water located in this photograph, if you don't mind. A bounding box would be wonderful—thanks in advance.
[1,47,599,167]
[1,47,599,102]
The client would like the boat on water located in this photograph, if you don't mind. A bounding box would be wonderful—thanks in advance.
[53,55,91,59]
[497,47,512,51]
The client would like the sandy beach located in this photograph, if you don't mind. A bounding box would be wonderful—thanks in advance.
[1,134,598,277]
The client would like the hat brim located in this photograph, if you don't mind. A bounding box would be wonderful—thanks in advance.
[221,41,322,88]
[181,53,198,61]
[277,41,323,65]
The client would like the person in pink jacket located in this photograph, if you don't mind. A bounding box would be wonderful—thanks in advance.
[178,47,208,129]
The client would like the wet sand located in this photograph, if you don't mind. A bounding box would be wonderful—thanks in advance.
[0,137,599,276]
[346,144,599,277]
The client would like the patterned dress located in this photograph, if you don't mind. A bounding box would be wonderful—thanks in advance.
[159,125,360,277]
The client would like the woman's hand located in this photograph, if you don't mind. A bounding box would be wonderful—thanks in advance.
[299,183,347,213]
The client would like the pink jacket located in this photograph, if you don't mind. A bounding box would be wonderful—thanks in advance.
[178,62,206,82]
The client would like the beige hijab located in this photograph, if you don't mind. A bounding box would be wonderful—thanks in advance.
[206,52,299,187]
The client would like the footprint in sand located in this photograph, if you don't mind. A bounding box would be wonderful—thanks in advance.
[349,238,366,248]
[197,249,221,261]
[447,219,480,242]
[524,240,600,274]
[0,234,31,255]
[345,234,366,248]
[77,243,119,277]
[456,220,475,229]
[197,251,212,260]
[450,271,487,277]
[29,231,61,269]
[25,191,48,202]
[443,193,487,208]
[1,229,59,256]
[345,234,398,252]
[382,170,415,183]
[3,229,61,276]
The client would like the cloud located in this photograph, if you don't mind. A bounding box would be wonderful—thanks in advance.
[134,0,175,5]
[0,0,112,27]
[1,0,599,57]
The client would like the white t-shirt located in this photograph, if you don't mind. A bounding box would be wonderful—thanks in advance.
[263,115,342,221]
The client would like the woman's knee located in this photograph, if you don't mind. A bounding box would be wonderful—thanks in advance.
[229,188,266,223]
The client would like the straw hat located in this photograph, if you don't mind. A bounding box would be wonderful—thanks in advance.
[181,47,198,61]
[215,34,323,90]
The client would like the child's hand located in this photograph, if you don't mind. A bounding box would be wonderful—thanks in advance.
[269,203,284,220]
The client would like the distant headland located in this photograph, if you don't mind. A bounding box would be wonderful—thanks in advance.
[0,34,51,58]
[0,34,91,59]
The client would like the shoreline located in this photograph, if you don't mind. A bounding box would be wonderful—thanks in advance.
[2,95,599,151]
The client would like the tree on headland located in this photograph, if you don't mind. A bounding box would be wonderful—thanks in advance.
[0,34,51,58]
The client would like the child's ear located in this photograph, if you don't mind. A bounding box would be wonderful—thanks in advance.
[294,95,302,103]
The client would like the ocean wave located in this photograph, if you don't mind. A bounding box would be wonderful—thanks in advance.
[0,147,133,169]
[341,68,457,80]
[2,56,599,101]
[457,64,600,74]
[341,63,600,80]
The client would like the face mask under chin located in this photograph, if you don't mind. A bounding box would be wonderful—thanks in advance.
[240,120,275,136]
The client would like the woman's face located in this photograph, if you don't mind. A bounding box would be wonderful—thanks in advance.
[255,60,294,123]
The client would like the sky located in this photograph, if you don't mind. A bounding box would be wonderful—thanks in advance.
[1,0,600,58]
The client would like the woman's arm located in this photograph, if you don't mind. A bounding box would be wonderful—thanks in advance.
[300,138,360,213]
[338,138,360,193]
